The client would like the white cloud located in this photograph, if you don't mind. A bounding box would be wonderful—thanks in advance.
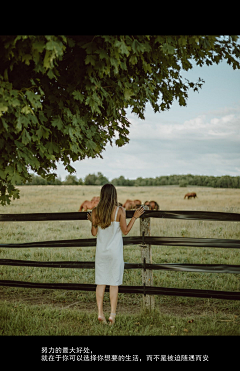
[128,106,240,143]
[56,99,240,180]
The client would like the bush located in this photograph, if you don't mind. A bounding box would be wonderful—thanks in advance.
[63,175,79,185]
[179,180,188,187]
[84,172,109,185]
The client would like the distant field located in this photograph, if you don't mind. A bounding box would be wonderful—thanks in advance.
[1,184,240,242]
[0,185,240,336]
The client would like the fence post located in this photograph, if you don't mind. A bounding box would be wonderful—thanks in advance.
[140,205,155,310]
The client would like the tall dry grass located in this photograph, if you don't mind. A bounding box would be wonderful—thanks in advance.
[1,185,240,243]
[0,185,240,336]
[0,185,239,285]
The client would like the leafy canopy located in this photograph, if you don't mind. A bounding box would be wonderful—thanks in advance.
[0,35,240,205]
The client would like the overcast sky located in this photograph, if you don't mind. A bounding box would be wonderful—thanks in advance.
[56,59,240,181]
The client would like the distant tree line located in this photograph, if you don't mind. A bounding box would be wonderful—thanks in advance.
[112,174,240,188]
[17,173,240,188]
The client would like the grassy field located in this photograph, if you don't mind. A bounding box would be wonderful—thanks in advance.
[0,185,240,336]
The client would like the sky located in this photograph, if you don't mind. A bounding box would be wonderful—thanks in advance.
[56,59,240,182]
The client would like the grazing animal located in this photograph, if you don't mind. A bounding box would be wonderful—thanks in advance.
[184,192,197,199]
[122,199,142,210]
[133,199,141,208]
[78,200,94,212]
[144,200,160,210]
[78,197,100,212]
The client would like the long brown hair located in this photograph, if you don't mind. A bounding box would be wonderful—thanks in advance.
[95,184,118,229]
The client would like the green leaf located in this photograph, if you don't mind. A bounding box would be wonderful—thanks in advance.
[47,69,56,79]
[51,117,63,130]
[45,142,54,154]
[82,42,97,54]
[114,40,130,56]
[167,45,175,54]
[162,43,175,55]
[21,105,32,114]
[1,35,239,206]
[115,135,127,146]
[129,55,138,65]
[101,64,110,76]
[0,103,8,116]
[22,54,32,65]
[85,55,96,66]
[43,126,51,139]
[30,155,41,169]
[16,117,22,132]
[1,117,8,130]
[16,115,30,129]
[124,88,134,101]
[86,139,97,152]
[21,129,31,145]
[72,90,84,102]
[38,111,47,124]
[178,36,187,47]
[25,90,42,109]
[85,93,102,114]
[179,95,186,106]
[70,142,80,154]
[32,40,46,53]
[16,162,23,173]
[142,60,152,73]
[11,98,20,107]
[45,39,63,54]
[0,169,6,179]
[11,172,23,185]
[43,50,53,69]
[132,39,145,54]
[109,57,119,73]
[97,49,109,60]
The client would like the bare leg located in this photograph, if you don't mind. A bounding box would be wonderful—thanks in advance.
[109,286,118,324]
[96,285,106,318]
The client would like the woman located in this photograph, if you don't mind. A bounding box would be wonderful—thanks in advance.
[87,183,144,324]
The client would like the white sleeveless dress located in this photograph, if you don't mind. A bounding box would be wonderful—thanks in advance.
[95,206,124,286]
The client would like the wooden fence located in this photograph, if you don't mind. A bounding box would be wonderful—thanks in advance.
[1,209,240,309]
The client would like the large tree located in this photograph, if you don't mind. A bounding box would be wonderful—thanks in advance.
[0,35,240,205]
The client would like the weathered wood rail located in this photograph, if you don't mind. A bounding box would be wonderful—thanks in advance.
[1,209,240,308]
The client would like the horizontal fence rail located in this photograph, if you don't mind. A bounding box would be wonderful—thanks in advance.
[1,236,240,249]
[1,210,240,222]
[1,210,240,303]
[0,280,240,301]
[1,259,240,274]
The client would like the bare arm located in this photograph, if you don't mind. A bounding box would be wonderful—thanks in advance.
[87,208,98,236]
[119,206,145,236]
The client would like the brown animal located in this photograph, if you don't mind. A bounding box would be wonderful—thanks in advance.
[184,192,197,199]
[78,197,100,211]
[144,200,160,210]
[122,199,142,210]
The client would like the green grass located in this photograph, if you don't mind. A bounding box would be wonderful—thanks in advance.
[1,300,240,336]
[0,185,240,336]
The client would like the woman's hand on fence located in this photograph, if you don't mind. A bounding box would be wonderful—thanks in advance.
[87,212,92,222]
[133,206,145,219]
